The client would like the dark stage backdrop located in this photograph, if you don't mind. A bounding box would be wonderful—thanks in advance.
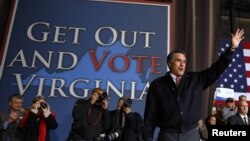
[0,0,172,140]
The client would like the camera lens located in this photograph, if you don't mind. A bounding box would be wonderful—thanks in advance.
[106,129,121,141]
[40,102,47,109]
[98,92,108,101]
[124,98,132,107]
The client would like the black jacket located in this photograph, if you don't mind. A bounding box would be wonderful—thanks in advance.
[143,48,234,140]
[108,110,143,141]
[68,99,110,140]
[227,113,250,125]
[0,112,24,141]
[18,111,57,141]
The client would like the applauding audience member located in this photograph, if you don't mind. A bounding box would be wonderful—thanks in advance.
[0,94,25,141]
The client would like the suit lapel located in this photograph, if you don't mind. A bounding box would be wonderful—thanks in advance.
[237,114,249,125]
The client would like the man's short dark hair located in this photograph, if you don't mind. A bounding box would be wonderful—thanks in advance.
[8,93,23,102]
[239,95,246,100]
[167,50,186,63]
[226,97,234,103]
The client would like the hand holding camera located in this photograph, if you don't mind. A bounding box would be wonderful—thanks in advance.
[98,92,109,110]
[122,98,132,114]
[40,102,48,109]
[123,98,132,108]
[31,101,51,117]
[39,102,51,117]
[123,106,132,114]
[98,92,108,102]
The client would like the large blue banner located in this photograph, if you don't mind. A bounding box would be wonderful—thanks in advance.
[0,0,171,140]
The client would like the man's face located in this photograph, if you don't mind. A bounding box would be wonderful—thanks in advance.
[9,97,23,111]
[91,92,101,102]
[216,105,223,112]
[227,101,235,108]
[209,117,216,125]
[168,53,186,77]
[238,101,248,115]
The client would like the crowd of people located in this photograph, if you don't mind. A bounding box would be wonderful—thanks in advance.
[0,89,144,141]
[0,95,58,141]
[0,29,249,141]
[0,92,249,141]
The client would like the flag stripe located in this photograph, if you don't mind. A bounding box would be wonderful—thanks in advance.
[245,63,250,71]
[243,42,250,49]
[244,57,250,64]
[246,71,250,77]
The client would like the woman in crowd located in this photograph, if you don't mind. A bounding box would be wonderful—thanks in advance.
[18,96,58,141]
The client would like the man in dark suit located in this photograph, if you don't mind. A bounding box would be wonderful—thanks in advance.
[0,94,25,141]
[238,94,250,116]
[66,88,110,141]
[227,100,249,125]
[107,97,143,141]
[143,28,245,141]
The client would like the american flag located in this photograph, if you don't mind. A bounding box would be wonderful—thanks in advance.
[214,39,250,105]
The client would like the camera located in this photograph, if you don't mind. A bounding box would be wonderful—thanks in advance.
[40,102,48,109]
[95,133,106,141]
[123,98,132,108]
[98,92,108,101]
[105,129,122,141]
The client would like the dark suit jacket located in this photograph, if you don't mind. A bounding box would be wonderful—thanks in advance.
[67,99,110,140]
[227,113,250,125]
[0,112,24,141]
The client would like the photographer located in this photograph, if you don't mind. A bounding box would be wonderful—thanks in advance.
[18,96,58,141]
[67,88,110,141]
[107,97,143,141]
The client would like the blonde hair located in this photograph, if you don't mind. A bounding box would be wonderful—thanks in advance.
[31,95,45,104]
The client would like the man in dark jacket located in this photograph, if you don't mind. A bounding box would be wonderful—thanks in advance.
[143,28,245,141]
[0,94,25,141]
[67,88,110,141]
[107,97,143,141]
[227,100,249,125]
